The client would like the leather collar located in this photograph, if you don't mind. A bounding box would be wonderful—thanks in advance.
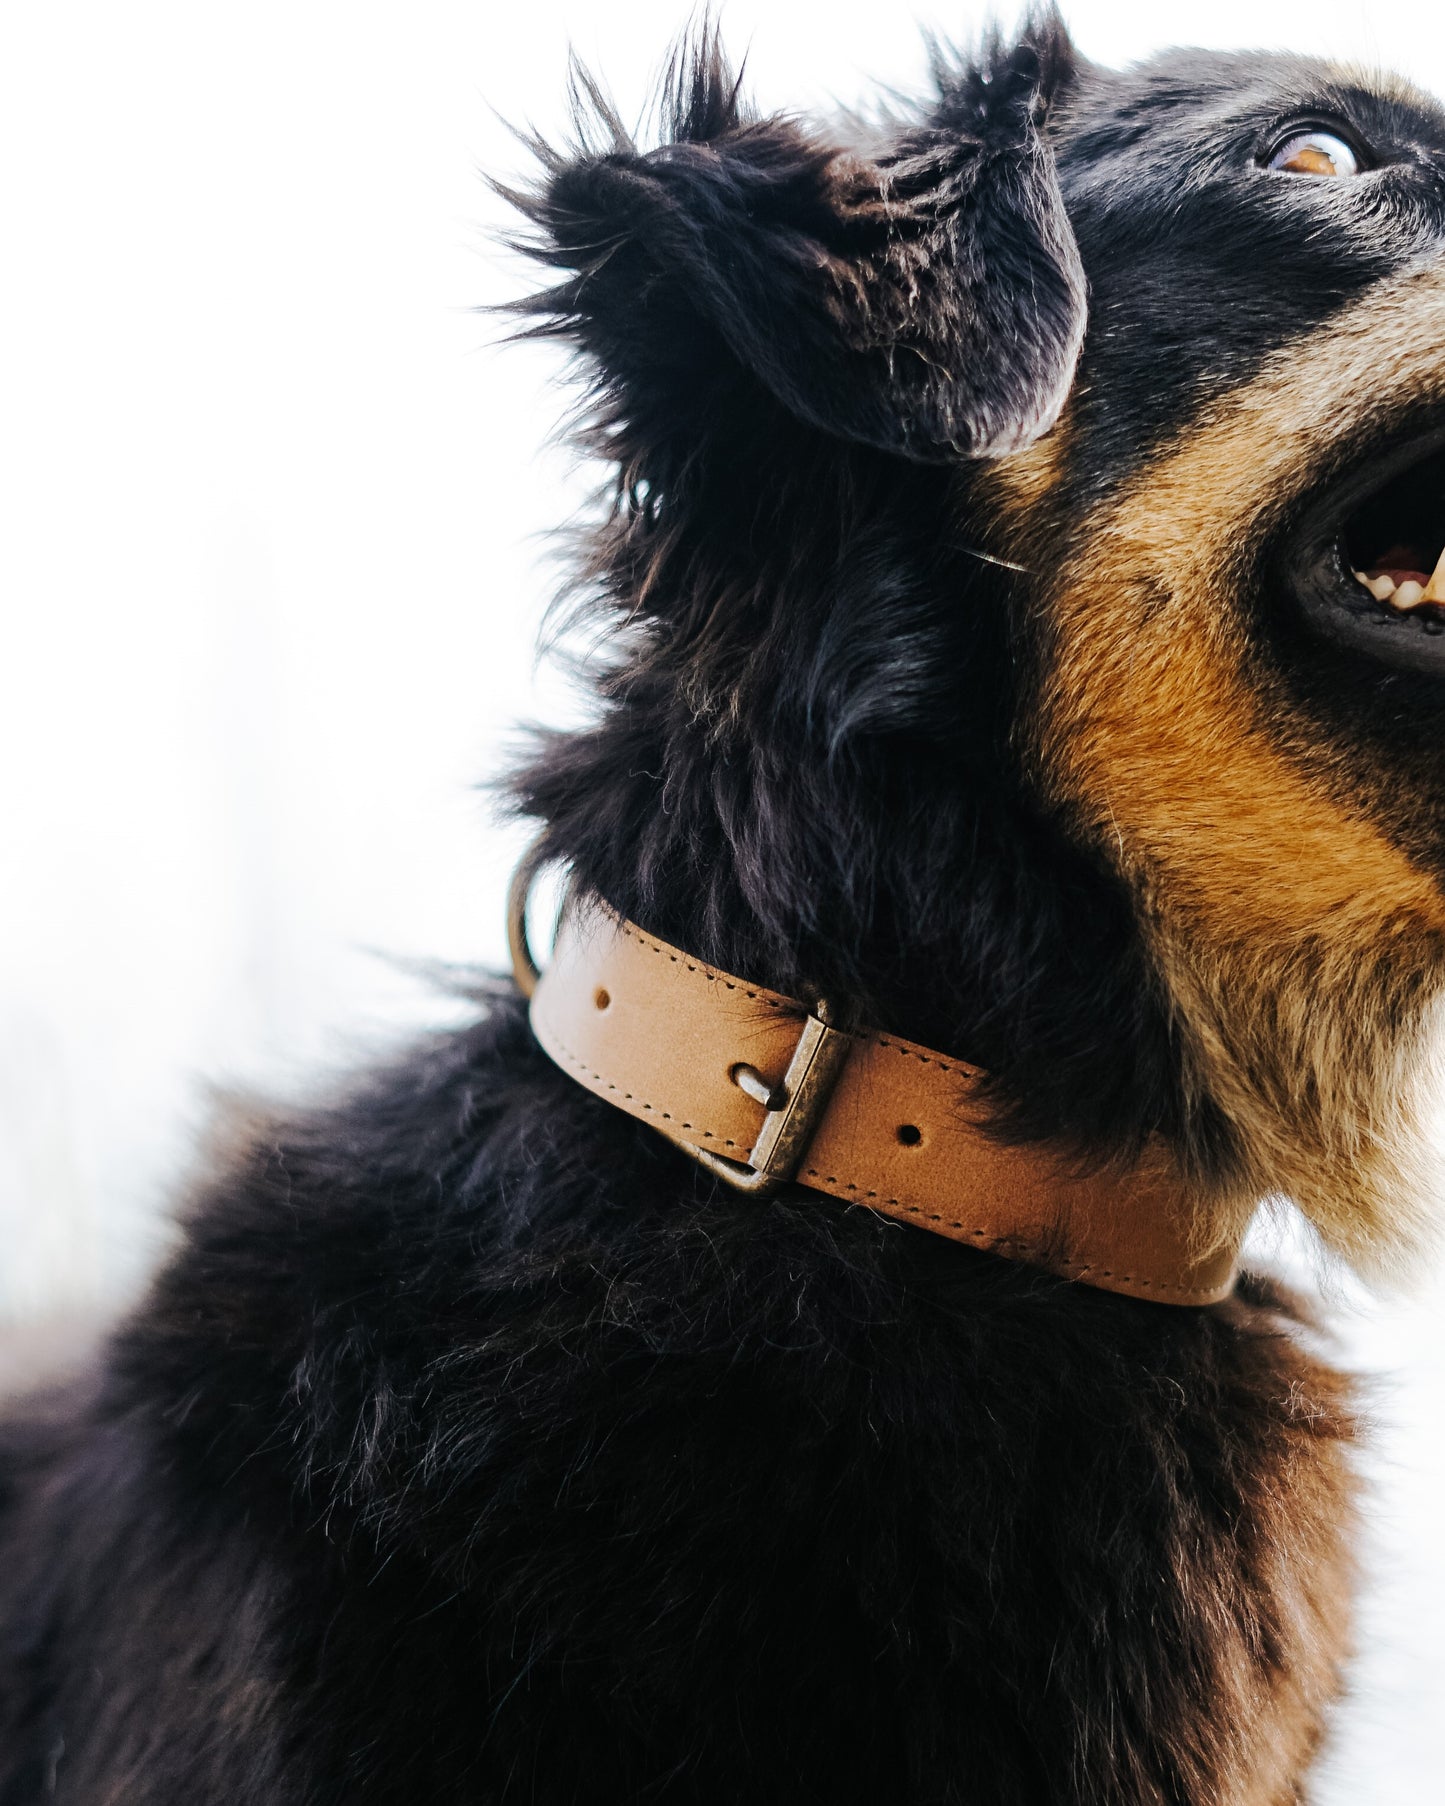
[514,884,1242,1307]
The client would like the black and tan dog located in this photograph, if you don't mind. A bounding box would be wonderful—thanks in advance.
[4,11,1444,1800]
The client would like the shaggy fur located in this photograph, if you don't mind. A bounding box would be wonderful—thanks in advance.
[9,10,1445,1799]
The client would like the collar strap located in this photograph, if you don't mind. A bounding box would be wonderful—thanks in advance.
[520,894,1240,1306]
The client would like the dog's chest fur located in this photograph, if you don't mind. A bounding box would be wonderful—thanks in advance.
[0,1001,1353,1804]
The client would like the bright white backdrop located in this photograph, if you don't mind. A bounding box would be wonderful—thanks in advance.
[0,4,1441,1797]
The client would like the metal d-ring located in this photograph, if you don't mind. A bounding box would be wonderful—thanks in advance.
[506,839,550,999]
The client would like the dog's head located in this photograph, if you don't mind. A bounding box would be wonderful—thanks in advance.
[510,11,1445,1275]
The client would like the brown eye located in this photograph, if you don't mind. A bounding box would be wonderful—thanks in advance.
[1267,130,1361,177]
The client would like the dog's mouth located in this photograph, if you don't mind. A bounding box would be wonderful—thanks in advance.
[1287,428,1445,674]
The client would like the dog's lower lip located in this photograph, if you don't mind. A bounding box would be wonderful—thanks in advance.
[1296,545,1445,667]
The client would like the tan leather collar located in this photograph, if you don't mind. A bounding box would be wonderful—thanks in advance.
[518,891,1241,1306]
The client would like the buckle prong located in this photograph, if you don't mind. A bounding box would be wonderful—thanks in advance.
[729,1063,786,1111]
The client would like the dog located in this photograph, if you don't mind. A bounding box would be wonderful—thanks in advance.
[4,9,1444,1799]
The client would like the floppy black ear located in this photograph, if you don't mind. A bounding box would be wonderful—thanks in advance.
[509,14,1086,463]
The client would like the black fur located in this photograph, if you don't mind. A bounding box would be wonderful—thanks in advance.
[508,24,1085,462]
[0,1006,1352,1802]
[7,12,1422,1800]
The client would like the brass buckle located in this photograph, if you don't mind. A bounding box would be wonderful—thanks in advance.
[680,1003,852,1198]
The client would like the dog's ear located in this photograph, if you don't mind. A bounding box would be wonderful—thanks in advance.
[508,14,1086,463]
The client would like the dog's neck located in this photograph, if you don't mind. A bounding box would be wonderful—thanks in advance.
[513,656,1191,1178]
[510,400,1221,1207]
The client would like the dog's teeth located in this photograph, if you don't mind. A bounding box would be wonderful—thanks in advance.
[1359,572,1398,601]
[1424,547,1445,604]
[1394,580,1427,609]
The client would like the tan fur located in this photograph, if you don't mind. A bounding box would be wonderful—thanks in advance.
[1193,1300,1357,1806]
[997,261,1445,1271]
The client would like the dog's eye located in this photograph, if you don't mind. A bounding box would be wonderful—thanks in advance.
[1266,129,1361,178]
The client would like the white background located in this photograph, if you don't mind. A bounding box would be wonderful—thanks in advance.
[0,4,1440,1797]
